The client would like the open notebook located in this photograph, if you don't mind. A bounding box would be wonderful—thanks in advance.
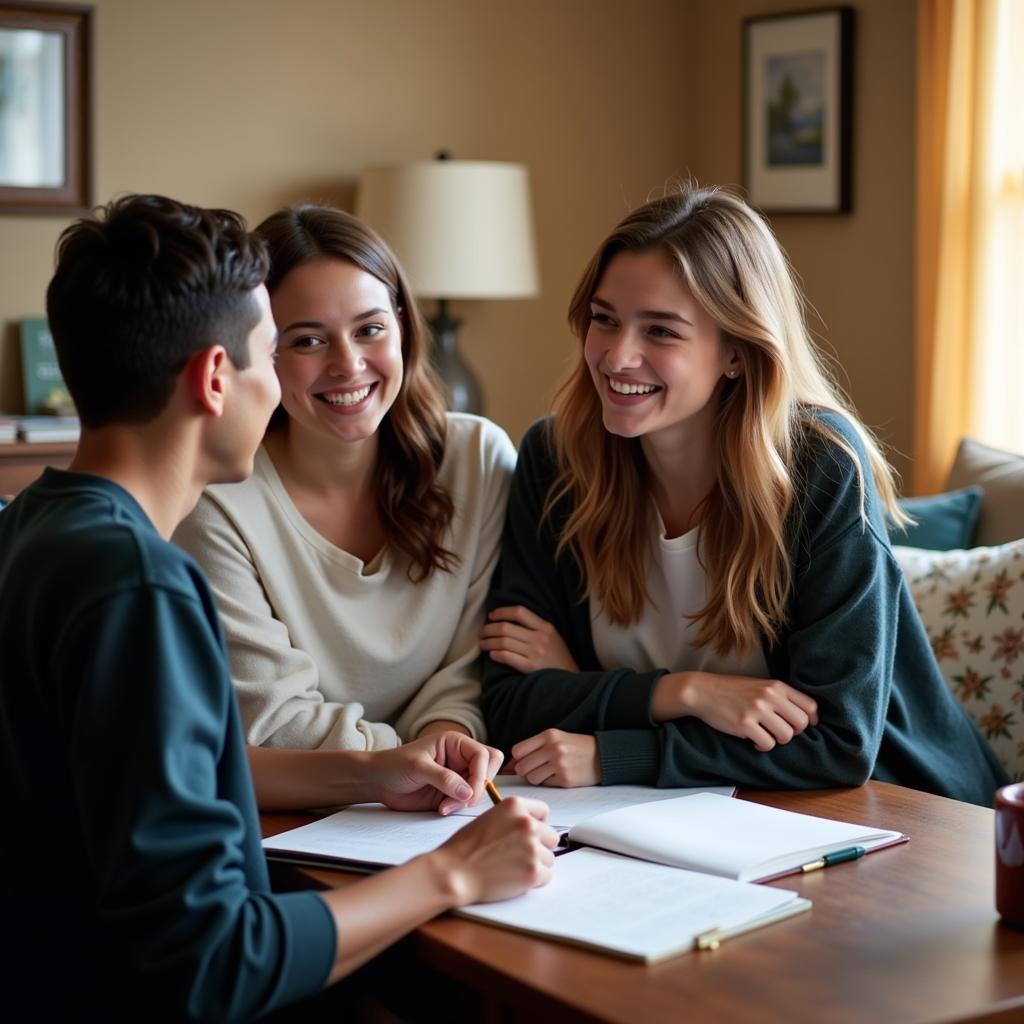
[451,781,735,828]
[565,792,908,882]
[262,783,735,870]
[262,791,906,962]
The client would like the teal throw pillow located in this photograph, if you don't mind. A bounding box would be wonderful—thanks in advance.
[890,485,983,551]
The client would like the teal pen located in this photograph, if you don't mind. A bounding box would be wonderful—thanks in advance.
[799,845,866,873]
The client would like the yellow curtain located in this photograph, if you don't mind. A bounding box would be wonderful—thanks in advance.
[914,0,1024,494]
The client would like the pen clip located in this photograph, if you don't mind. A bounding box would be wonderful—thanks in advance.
[694,925,724,951]
[800,845,866,873]
[553,829,574,856]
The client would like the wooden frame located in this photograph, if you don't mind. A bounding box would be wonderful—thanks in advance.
[743,7,853,214]
[0,2,92,214]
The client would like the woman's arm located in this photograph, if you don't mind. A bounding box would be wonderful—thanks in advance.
[484,419,898,791]
[481,422,666,754]
[484,615,818,751]
[597,426,900,789]
[597,517,898,788]
[394,419,517,741]
[174,494,401,751]
[481,604,580,673]
[249,731,502,813]
[490,657,816,787]
[651,672,818,748]
[416,719,471,738]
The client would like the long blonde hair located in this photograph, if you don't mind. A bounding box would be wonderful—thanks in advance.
[549,185,905,655]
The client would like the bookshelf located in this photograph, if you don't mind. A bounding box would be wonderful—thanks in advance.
[0,442,76,498]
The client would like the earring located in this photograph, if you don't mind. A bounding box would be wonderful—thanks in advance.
[727,369,738,378]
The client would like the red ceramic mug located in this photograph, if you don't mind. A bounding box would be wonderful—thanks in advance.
[996,782,1024,927]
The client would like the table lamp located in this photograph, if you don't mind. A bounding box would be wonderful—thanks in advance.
[356,154,539,414]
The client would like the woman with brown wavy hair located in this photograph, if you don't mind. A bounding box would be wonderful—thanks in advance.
[175,204,515,750]
[480,184,1006,806]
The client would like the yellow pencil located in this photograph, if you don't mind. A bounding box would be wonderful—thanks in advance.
[484,778,503,805]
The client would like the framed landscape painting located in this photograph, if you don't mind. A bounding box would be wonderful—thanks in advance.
[743,7,853,213]
[0,2,92,214]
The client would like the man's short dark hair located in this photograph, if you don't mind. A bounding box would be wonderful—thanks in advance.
[46,194,270,428]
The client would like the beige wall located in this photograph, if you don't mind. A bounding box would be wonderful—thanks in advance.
[0,0,691,445]
[687,0,917,481]
[0,0,917,479]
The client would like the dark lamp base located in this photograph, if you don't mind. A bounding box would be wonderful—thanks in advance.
[428,302,483,415]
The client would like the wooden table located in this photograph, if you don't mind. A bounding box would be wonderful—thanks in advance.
[262,783,1024,1023]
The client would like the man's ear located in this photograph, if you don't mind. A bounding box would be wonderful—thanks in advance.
[186,345,229,417]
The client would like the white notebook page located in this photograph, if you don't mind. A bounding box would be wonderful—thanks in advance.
[261,806,471,866]
[452,782,735,828]
[570,793,903,881]
[460,847,806,962]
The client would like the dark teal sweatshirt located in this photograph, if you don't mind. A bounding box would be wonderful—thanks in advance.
[0,471,336,1021]
[482,413,1008,807]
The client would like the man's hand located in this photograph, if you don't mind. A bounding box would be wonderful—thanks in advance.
[369,732,503,815]
[429,797,558,905]
[509,729,600,787]
[480,606,579,673]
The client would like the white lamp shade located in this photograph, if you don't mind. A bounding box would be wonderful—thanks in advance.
[356,160,540,300]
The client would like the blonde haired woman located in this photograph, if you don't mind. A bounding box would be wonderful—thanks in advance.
[480,185,1006,805]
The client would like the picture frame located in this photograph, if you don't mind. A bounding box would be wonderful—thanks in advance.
[743,7,853,214]
[0,2,92,215]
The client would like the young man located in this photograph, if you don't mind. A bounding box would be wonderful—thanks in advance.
[0,195,556,1022]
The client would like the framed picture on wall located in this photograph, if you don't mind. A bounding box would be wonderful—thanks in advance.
[0,2,93,214]
[743,7,853,213]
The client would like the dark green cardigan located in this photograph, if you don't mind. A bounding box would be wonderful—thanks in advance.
[482,413,1008,806]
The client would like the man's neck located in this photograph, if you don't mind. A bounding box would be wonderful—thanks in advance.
[70,425,204,540]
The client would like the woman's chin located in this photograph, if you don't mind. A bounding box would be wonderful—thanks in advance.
[601,410,647,439]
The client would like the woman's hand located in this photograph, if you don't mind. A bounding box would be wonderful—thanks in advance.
[480,605,579,673]
[428,797,558,905]
[653,671,818,751]
[369,732,503,815]
[416,719,471,739]
[509,729,600,787]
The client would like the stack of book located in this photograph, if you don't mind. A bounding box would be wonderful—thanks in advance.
[0,416,16,444]
[13,416,80,444]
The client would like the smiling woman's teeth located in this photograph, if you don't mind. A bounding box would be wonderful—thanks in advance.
[608,379,657,395]
[323,386,371,406]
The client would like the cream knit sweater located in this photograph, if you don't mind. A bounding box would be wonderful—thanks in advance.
[174,413,515,750]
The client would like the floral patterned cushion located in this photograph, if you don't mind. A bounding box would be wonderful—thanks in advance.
[894,541,1024,782]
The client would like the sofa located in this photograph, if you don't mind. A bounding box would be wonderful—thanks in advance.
[891,438,1024,783]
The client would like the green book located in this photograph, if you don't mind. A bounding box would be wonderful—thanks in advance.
[19,318,70,415]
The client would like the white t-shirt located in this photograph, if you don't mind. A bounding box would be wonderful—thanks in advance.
[592,511,770,679]
[173,413,515,750]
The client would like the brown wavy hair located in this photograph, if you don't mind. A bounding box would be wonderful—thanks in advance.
[256,204,456,581]
[549,184,906,655]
